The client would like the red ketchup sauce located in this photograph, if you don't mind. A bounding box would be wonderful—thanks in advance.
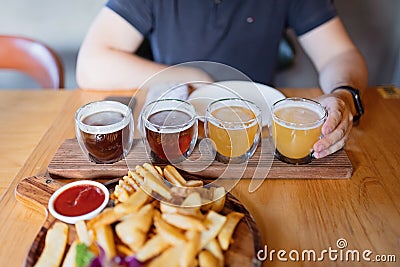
[54,184,105,217]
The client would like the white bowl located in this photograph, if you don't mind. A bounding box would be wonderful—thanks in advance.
[48,180,109,224]
[187,80,286,127]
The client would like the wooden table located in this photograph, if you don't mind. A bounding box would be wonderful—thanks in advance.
[0,88,399,266]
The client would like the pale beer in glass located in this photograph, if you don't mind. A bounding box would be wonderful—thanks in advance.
[205,98,262,163]
[271,98,327,164]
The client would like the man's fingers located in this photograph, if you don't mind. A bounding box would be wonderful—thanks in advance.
[319,96,347,135]
[322,109,342,135]
[314,137,346,159]
[315,114,345,153]
[314,114,352,158]
[313,94,356,158]
[315,123,349,152]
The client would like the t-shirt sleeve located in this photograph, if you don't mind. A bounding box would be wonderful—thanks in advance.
[106,0,153,36]
[287,0,337,36]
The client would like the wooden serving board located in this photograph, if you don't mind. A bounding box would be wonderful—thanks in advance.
[16,175,263,267]
[48,138,353,179]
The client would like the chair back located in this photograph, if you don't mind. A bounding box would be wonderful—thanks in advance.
[0,35,64,89]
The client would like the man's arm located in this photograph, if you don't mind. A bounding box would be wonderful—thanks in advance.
[299,17,368,94]
[76,7,211,90]
[298,17,368,158]
[76,7,165,89]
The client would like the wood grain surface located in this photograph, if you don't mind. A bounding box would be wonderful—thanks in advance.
[1,88,399,267]
[48,138,353,180]
[0,90,71,195]
[16,175,263,267]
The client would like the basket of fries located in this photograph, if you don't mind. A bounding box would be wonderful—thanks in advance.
[32,163,261,267]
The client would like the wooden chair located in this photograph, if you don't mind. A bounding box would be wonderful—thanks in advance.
[0,35,64,89]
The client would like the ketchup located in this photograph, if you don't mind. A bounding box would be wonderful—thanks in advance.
[54,185,105,217]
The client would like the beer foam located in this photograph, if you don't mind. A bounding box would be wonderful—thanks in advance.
[206,105,261,130]
[273,101,326,130]
[144,108,196,134]
[76,101,132,134]
[207,118,259,131]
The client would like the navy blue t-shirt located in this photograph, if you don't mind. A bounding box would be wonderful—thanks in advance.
[106,0,336,85]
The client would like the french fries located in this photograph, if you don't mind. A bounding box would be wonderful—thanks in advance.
[147,243,183,267]
[138,166,172,200]
[204,238,224,262]
[143,163,161,176]
[34,222,68,267]
[86,208,120,230]
[180,231,201,267]
[199,250,220,267]
[113,188,150,215]
[75,220,92,246]
[135,234,170,262]
[154,211,186,245]
[61,241,78,267]
[161,202,204,220]
[115,204,154,251]
[95,224,116,259]
[35,163,245,267]
[164,164,187,186]
[200,211,227,248]
[162,213,206,231]
[218,211,244,250]
[210,186,226,212]
[186,180,204,187]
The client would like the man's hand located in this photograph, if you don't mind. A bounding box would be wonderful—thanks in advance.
[313,93,353,158]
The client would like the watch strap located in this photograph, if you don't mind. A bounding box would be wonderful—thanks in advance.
[331,85,364,125]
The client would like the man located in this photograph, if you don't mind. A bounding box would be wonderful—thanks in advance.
[76,0,368,159]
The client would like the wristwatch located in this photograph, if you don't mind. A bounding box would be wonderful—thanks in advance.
[331,85,364,125]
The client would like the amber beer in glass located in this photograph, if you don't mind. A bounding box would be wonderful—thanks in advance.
[141,99,198,163]
[75,101,134,164]
[205,98,262,164]
[271,98,327,164]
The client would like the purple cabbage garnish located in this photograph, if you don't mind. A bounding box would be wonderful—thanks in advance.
[88,244,142,267]
[88,245,106,267]
[124,256,142,267]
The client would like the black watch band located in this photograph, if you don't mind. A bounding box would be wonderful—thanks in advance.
[331,85,364,125]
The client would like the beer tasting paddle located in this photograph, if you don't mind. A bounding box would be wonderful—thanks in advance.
[48,138,353,180]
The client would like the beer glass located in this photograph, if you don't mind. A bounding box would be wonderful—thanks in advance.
[204,98,262,164]
[271,97,327,164]
[75,101,134,164]
[141,99,198,163]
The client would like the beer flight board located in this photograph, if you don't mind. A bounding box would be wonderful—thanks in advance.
[48,138,353,180]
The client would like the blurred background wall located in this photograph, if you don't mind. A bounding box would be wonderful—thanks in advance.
[0,0,399,89]
[275,0,400,88]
